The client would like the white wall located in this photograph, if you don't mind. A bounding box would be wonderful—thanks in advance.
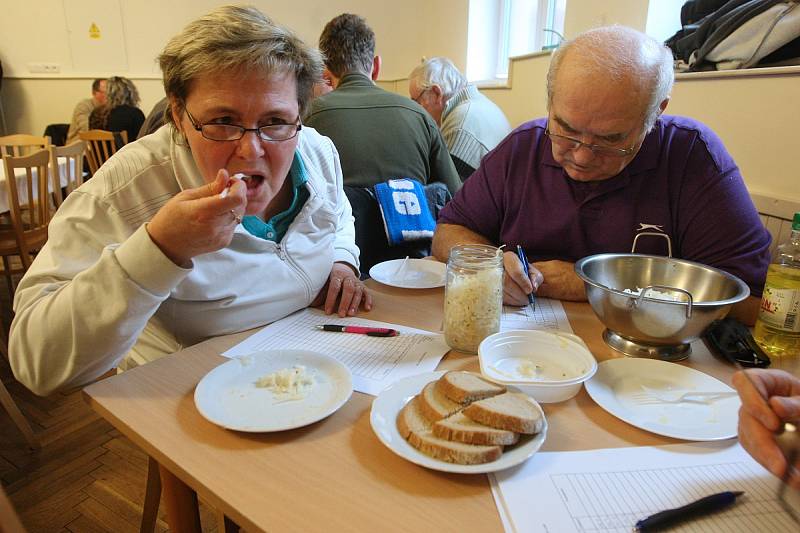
[0,0,469,135]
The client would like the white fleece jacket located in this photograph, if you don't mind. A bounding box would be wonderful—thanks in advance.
[9,125,359,395]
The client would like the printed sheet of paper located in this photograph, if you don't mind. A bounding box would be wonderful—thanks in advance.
[223,308,449,396]
[501,297,572,333]
[489,442,799,533]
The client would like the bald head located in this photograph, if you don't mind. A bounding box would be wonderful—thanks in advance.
[546,26,674,131]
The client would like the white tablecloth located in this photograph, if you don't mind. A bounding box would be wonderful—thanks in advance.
[0,156,72,213]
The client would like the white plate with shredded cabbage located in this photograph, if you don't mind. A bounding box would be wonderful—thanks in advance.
[369,259,446,289]
[194,349,353,432]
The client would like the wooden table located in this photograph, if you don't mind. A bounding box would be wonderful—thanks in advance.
[82,281,790,532]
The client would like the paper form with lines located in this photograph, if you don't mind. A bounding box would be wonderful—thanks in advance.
[489,442,799,532]
[501,297,573,333]
[223,308,449,396]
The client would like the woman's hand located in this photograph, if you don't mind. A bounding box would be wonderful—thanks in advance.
[147,170,246,267]
[312,262,373,317]
[732,369,800,488]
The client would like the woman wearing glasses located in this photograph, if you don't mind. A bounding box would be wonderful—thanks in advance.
[9,5,369,396]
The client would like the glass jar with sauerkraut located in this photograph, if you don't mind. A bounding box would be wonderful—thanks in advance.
[443,244,504,353]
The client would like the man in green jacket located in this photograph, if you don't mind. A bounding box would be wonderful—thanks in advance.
[306,13,460,271]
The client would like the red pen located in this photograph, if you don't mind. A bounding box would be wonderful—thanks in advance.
[316,324,399,337]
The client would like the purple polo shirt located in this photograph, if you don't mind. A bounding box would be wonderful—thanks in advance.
[439,116,771,296]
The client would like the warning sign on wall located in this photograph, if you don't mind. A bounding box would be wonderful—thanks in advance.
[89,22,101,39]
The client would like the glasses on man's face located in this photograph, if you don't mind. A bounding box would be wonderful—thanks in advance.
[545,127,638,158]
[412,88,429,104]
[184,108,302,142]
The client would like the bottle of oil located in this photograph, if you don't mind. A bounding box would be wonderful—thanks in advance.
[754,212,800,357]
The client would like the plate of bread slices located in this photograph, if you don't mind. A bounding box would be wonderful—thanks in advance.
[370,370,547,473]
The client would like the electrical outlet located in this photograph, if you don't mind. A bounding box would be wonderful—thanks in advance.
[27,62,61,74]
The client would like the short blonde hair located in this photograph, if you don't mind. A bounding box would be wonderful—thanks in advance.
[158,5,323,124]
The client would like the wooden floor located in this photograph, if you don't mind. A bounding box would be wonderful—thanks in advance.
[0,291,220,531]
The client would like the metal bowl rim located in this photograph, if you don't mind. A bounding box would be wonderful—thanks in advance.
[574,253,750,307]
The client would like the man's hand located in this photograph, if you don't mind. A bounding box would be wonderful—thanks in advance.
[732,369,800,488]
[147,170,246,267]
[312,262,373,317]
[502,251,543,306]
[533,260,586,301]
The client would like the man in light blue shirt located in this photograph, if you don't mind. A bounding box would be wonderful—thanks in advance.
[409,57,511,180]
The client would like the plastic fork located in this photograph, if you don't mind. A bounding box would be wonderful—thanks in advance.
[631,385,738,405]
[393,256,410,281]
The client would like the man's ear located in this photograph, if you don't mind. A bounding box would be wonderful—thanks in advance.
[323,68,340,89]
[659,98,669,114]
[371,56,382,80]
[431,84,445,105]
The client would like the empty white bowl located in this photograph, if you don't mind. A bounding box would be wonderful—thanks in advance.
[478,330,598,403]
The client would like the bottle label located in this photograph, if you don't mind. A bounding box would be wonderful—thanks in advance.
[758,286,800,332]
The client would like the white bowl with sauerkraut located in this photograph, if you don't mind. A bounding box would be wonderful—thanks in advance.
[478,330,597,403]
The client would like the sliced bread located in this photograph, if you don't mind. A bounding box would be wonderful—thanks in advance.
[462,392,544,434]
[433,411,519,446]
[418,381,462,421]
[397,397,503,465]
[436,371,506,404]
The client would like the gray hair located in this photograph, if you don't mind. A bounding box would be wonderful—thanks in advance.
[106,76,140,108]
[409,57,467,101]
[158,5,323,125]
[546,26,674,131]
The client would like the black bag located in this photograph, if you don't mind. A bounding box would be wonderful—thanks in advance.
[703,318,771,367]
[43,123,70,146]
[666,0,800,71]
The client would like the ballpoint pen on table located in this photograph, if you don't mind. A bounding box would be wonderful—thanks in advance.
[316,324,399,337]
[634,490,744,532]
[515,245,536,311]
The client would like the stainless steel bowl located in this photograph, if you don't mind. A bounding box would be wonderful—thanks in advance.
[574,254,750,360]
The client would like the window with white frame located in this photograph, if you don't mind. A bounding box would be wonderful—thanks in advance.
[466,0,566,82]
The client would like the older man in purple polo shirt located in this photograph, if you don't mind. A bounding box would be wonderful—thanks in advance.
[432,26,770,324]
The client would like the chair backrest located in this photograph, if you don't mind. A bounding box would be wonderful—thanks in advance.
[2,149,51,269]
[0,134,51,158]
[78,129,127,175]
[50,140,86,208]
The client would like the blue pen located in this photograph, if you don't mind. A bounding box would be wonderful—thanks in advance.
[515,245,536,311]
[635,491,744,532]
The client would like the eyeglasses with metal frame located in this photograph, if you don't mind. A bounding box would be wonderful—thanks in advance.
[184,108,302,142]
[544,127,638,158]
[412,87,430,104]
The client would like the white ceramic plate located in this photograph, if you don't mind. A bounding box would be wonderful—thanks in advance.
[370,371,548,473]
[585,358,740,441]
[194,349,353,432]
[369,259,446,289]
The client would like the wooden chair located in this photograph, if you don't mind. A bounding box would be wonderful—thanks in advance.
[0,327,39,452]
[0,134,51,158]
[0,149,52,298]
[78,129,127,176]
[50,140,86,208]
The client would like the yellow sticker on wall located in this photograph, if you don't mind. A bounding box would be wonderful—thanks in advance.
[89,22,101,39]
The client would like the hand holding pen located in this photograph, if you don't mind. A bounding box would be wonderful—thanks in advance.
[499,248,542,307]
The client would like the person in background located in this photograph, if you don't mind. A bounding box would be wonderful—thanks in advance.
[408,57,511,180]
[9,5,369,396]
[66,78,106,144]
[137,96,169,139]
[733,369,800,489]
[305,13,460,271]
[432,25,770,325]
[89,76,145,143]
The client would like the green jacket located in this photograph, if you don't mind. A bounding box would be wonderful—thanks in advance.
[305,73,461,194]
